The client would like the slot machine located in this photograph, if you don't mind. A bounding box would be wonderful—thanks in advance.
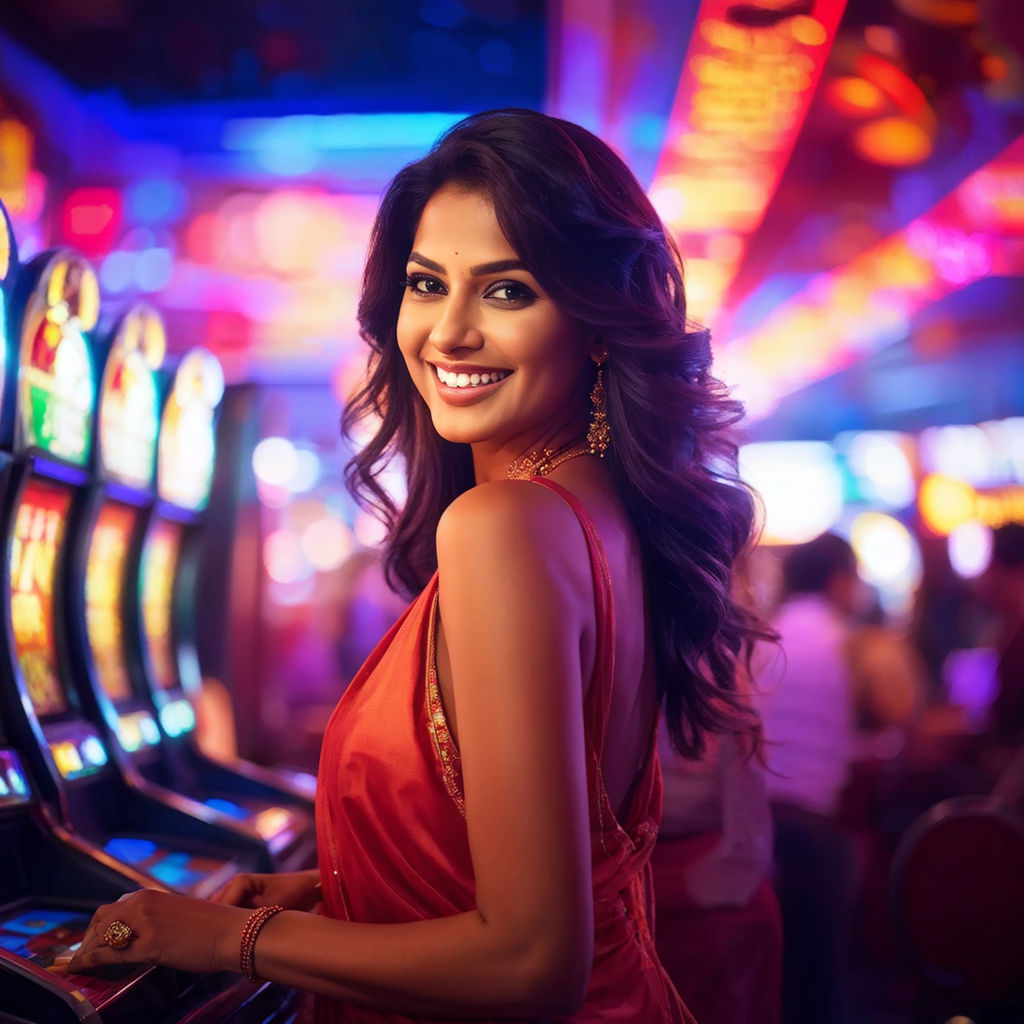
[130,349,316,869]
[73,311,314,869]
[0,206,295,1024]
[0,247,274,901]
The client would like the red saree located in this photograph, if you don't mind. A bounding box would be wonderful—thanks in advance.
[315,478,694,1022]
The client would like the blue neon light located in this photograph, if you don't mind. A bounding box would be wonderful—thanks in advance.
[126,179,188,225]
[222,112,469,154]
[105,836,158,865]
[204,797,248,820]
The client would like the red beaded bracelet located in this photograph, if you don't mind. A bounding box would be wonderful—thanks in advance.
[240,904,285,983]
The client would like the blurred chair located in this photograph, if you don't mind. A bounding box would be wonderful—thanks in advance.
[891,795,1024,1023]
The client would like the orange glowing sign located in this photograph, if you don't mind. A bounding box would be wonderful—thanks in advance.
[0,115,34,217]
[919,475,1024,535]
[140,519,182,691]
[10,480,72,717]
[650,0,847,324]
[86,503,138,702]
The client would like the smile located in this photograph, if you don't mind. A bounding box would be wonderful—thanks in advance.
[432,365,512,389]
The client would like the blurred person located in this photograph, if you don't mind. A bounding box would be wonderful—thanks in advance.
[977,522,1024,777]
[652,722,782,1024]
[63,109,768,1022]
[755,532,923,1024]
[911,536,989,700]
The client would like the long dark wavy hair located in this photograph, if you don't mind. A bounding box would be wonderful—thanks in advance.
[343,108,764,758]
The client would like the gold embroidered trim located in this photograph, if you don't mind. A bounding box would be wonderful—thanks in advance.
[425,590,466,818]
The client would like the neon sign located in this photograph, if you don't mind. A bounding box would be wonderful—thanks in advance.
[17,252,98,463]
[720,133,1024,418]
[10,480,71,716]
[99,305,165,489]
[140,519,182,691]
[157,349,224,511]
[86,503,137,702]
[649,0,847,325]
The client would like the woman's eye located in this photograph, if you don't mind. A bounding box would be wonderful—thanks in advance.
[485,281,535,305]
[404,273,445,296]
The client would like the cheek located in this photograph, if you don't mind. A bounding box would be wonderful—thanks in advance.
[396,306,423,367]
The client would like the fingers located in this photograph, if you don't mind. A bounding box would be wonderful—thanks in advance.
[65,894,147,974]
[211,873,258,907]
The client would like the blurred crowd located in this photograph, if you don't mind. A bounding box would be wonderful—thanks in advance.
[650,523,1024,1024]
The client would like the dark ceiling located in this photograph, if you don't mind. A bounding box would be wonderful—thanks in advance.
[0,0,547,110]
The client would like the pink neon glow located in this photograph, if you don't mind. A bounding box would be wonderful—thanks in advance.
[721,133,1024,419]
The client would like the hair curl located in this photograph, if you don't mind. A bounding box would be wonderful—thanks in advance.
[343,108,766,758]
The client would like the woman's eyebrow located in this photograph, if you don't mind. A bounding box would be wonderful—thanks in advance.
[407,252,527,277]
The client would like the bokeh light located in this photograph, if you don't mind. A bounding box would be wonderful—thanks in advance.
[739,442,844,546]
[948,521,993,579]
[302,517,353,571]
[263,528,310,584]
[919,474,976,536]
[850,512,921,593]
[253,436,298,487]
[842,431,915,508]
[353,510,388,548]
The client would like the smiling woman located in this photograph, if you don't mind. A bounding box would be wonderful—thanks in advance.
[68,109,767,1024]
[396,186,592,463]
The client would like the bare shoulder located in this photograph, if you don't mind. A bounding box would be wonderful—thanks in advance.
[437,480,587,573]
[435,481,596,632]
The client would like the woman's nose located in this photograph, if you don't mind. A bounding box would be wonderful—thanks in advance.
[428,294,484,355]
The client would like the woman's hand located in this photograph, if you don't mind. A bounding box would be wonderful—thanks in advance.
[213,869,321,912]
[63,889,250,975]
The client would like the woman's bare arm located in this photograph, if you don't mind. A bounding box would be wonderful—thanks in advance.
[70,482,596,1017]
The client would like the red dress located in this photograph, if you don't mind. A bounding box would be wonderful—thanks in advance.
[315,478,694,1022]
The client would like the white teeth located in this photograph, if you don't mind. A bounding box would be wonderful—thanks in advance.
[434,366,509,389]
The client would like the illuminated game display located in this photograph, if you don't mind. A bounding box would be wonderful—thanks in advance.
[0,197,10,406]
[0,908,91,970]
[0,749,30,810]
[129,347,317,864]
[9,479,72,718]
[157,348,223,512]
[85,502,136,703]
[98,304,164,489]
[16,251,98,464]
[141,518,184,694]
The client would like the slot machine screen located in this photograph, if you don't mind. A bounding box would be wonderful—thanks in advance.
[10,480,72,717]
[140,520,182,691]
[0,908,91,969]
[85,503,137,702]
[0,748,31,810]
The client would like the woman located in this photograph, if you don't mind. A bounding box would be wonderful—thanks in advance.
[67,109,764,1022]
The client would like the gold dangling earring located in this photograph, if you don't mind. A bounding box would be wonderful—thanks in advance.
[587,356,611,458]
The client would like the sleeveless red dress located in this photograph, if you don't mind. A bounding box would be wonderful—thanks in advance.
[314,478,694,1022]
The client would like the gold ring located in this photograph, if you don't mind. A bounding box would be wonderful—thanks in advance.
[103,920,135,950]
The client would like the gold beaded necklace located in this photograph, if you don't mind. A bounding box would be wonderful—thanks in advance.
[505,440,593,480]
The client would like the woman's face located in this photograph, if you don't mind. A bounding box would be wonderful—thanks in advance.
[396,185,592,457]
